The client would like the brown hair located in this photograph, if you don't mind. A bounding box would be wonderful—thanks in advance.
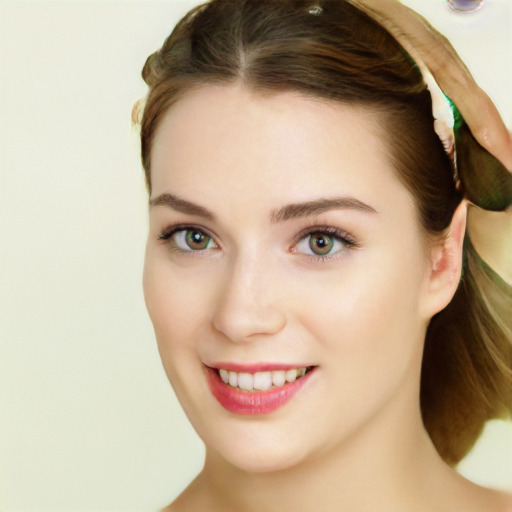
[135,0,511,466]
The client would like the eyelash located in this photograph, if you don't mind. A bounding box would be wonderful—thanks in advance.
[291,225,359,262]
[157,223,359,261]
[158,224,218,256]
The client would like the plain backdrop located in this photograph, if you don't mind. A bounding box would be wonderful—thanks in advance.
[0,0,510,510]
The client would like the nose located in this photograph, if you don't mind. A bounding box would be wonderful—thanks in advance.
[212,256,287,343]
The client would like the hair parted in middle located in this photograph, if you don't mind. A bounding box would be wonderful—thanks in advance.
[136,0,512,466]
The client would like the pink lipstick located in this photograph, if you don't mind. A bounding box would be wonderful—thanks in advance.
[205,364,316,415]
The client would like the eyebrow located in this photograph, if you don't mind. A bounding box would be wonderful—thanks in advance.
[149,193,377,222]
[149,193,215,220]
[270,196,377,223]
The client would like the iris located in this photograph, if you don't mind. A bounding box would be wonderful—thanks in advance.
[186,230,211,250]
[309,233,334,255]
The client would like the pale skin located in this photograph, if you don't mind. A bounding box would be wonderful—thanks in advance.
[143,84,512,512]
[138,1,512,510]
[352,0,512,285]
[131,0,512,281]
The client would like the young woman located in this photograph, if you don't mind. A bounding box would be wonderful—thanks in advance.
[133,0,512,510]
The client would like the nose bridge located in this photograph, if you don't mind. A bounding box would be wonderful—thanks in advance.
[212,247,286,342]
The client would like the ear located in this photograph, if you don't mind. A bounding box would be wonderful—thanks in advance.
[420,200,467,320]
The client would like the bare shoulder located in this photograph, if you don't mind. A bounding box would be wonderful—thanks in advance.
[157,474,210,512]
[157,494,194,512]
[457,480,512,512]
[157,492,197,512]
[160,491,512,512]
[159,501,186,512]
[159,483,512,512]
[158,500,181,512]
[490,488,512,512]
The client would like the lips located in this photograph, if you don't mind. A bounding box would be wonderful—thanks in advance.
[205,364,316,415]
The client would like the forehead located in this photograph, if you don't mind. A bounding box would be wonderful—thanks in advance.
[149,84,413,215]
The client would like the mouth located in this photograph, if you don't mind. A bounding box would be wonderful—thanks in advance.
[216,366,314,392]
[205,364,317,415]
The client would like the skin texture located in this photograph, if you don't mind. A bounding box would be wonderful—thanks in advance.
[351,0,512,284]
[143,84,512,511]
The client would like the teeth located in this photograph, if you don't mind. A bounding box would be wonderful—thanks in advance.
[218,367,310,392]
[238,372,253,391]
[272,370,286,387]
[286,369,297,382]
[228,371,238,388]
[254,372,272,391]
[219,369,229,384]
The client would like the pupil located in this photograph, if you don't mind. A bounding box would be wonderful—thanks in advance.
[310,233,333,255]
[187,230,208,249]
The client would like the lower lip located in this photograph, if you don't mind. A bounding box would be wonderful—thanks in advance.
[205,366,315,415]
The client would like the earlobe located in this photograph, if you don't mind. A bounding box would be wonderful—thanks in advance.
[422,200,468,319]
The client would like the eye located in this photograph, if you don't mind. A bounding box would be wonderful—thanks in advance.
[293,228,356,258]
[159,227,218,252]
[306,232,337,255]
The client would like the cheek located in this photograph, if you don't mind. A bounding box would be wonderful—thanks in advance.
[289,255,428,444]
[295,247,427,382]
[142,246,214,362]
[142,246,218,424]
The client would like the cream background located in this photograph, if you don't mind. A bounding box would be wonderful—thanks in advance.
[0,0,510,510]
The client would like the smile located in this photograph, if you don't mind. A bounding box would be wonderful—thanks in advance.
[218,367,309,391]
[205,364,316,415]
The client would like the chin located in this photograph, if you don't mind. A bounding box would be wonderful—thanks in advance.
[207,432,312,474]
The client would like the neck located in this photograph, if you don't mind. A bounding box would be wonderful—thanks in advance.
[189,382,455,512]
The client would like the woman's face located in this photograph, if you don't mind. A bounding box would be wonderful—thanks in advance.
[143,84,437,472]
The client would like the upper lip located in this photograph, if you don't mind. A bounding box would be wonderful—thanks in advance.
[206,362,315,373]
